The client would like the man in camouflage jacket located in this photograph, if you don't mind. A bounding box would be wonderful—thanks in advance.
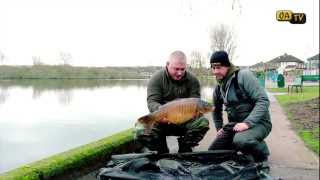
[135,50,209,153]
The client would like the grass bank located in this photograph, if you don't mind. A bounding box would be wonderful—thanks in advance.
[268,86,319,154]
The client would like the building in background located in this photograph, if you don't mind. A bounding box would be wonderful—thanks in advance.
[249,53,306,87]
[304,54,319,75]
[249,53,305,73]
[249,62,265,72]
[265,53,305,74]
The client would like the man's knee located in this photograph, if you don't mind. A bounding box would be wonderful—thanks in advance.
[190,117,210,137]
[233,135,258,150]
[180,117,209,148]
[134,122,160,147]
[233,135,270,160]
[186,116,209,130]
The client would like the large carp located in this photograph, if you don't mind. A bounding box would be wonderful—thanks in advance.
[137,98,214,134]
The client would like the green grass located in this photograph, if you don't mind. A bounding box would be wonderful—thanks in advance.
[299,128,320,155]
[267,87,289,93]
[267,86,319,155]
[268,86,319,106]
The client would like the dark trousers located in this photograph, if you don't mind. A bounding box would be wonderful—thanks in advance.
[135,116,209,154]
[209,122,270,162]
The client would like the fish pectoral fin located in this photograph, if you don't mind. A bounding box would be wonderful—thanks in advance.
[191,111,200,119]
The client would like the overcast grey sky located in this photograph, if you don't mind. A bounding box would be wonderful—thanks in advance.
[0,0,319,67]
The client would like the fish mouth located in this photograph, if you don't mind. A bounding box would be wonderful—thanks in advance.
[137,116,154,135]
[138,115,152,124]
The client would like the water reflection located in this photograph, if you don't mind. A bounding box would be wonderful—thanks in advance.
[0,79,215,173]
[0,79,149,105]
[32,88,42,99]
[57,89,73,105]
[0,79,148,90]
[0,87,9,105]
[0,79,215,104]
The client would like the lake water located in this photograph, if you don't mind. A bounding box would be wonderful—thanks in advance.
[0,79,214,173]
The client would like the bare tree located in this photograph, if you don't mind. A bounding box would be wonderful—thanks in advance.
[189,50,206,77]
[209,24,237,61]
[59,52,72,66]
[32,56,44,66]
[231,0,242,14]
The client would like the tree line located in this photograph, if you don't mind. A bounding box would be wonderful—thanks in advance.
[1,23,237,79]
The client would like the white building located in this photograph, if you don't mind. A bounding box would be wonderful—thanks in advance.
[265,53,305,73]
[304,54,319,75]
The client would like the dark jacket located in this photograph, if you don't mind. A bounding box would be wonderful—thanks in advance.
[147,68,200,112]
[213,69,272,131]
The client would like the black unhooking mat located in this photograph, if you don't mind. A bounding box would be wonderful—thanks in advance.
[96,150,273,180]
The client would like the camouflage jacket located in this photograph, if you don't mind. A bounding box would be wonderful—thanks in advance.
[147,68,200,112]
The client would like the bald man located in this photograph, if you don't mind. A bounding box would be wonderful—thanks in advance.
[134,50,209,153]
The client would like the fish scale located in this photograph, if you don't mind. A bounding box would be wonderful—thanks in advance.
[137,98,214,133]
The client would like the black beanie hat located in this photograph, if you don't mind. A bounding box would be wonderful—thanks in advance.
[210,50,230,67]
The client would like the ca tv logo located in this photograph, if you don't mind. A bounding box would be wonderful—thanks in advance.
[276,10,306,24]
